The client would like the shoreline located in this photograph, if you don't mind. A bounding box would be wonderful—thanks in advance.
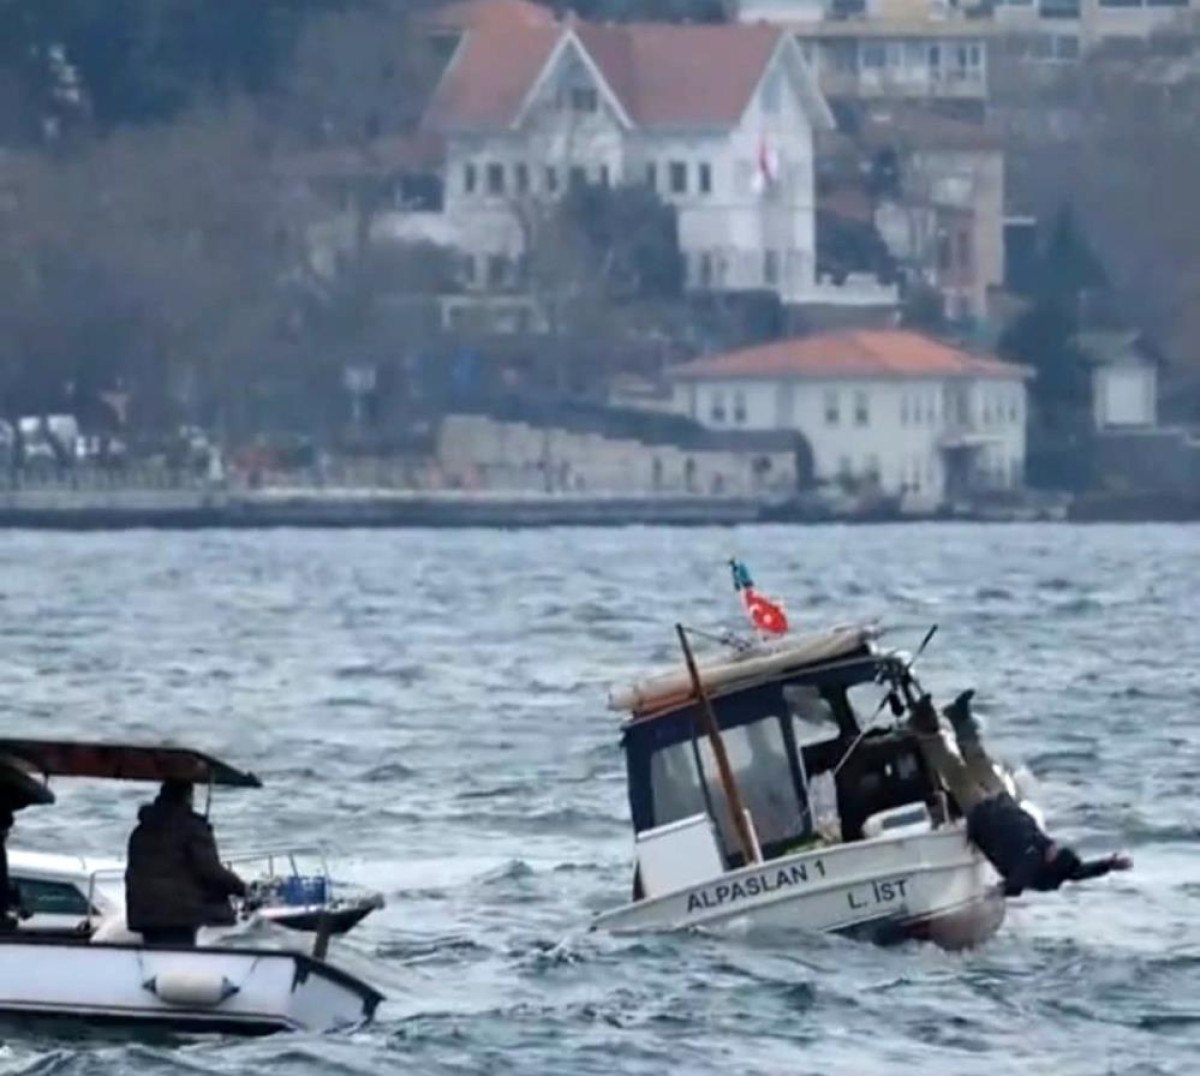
[0,486,1192,528]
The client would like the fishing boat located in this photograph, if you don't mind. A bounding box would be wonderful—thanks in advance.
[591,571,1029,950]
[0,738,383,1035]
[8,846,385,943]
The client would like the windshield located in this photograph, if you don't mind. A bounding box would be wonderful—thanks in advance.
[648,715,807,855]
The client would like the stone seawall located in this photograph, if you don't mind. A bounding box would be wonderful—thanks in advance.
[0,487,767,529]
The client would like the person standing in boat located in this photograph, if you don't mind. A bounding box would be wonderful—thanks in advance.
[0,805,20,930]
[910,690,1132,897]
[125,778,248,947]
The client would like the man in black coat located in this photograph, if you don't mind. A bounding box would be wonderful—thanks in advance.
[911,690,1131,897]
[125,778,248,946]
[0,805,19,929]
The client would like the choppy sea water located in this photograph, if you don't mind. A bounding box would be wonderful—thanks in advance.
[0,524,1196,1075]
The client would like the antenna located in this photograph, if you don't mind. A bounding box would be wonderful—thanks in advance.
[831,623,938,780]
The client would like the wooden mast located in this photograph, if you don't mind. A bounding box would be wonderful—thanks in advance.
[675,623,761,865]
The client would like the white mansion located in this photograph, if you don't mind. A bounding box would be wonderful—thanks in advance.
[420,2,842,304]
[667,328,1031,507]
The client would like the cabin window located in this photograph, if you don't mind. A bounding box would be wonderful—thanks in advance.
[14,878,92,917]
[783,684,839,747]
[649,717,807,856]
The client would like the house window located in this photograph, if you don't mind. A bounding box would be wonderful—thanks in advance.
[569,165,587,189]
[487,254,509,288]
[1056,35,1080,59]
[854,390,869,427]
[762,69,782,114]
[545,166,559,194]
[825,390,840,426]
[866,455,881,482]
[862,44,886,70]
[957,230,973,271]
[699,162,713,195]
[710,391,727,424]
[699,252,714,288]
[597,164,611,187]
[938,234,953,273]
[1009,393,1019,422]
[461,254,477,285]
[515,163,530,195]
[764,250,779,286]
[645,162,657,190]
[732,391,747,425]
[901,395,910,426]
[669,161,688,195]
[464,162,477,195]
[570,86,599,112]
[486,163,505,196]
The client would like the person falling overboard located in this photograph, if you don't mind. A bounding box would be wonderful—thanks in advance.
[910,690,1132,897]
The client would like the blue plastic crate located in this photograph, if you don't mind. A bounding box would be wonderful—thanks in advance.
[280,875,330,907]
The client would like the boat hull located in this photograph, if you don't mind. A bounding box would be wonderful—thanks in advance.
[591,826,1005,951]
[0,938,383,1036]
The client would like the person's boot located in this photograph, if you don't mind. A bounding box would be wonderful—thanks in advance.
[943,689,980,742]
[908,693,941,735]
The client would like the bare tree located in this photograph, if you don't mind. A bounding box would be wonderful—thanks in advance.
[0,105,312,437]
[994,32,1200,360]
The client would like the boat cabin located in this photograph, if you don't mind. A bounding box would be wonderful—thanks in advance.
[615,628,947,899]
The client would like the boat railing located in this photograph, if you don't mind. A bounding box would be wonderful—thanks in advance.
[79,844,348,930]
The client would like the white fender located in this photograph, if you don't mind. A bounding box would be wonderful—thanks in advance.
[143,970,239,1007]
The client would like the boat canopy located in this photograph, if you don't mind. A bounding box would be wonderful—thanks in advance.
[0,740,262,788]
[610,624,883,721]
[0,756,56,808]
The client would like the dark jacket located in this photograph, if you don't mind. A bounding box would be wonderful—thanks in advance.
[125,798,247,933]
[967,792,1118,896]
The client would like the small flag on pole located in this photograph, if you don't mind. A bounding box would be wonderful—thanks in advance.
[730,558,789,636]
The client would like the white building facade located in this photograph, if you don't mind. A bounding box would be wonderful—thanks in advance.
[422,16,837,304]
[668,329,1030,508]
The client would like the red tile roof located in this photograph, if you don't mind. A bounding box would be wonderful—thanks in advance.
[427,0,557,30]
[423,19,562,130]
[424,4,792,131]
[577,22,785,128]
[670,330,1031,381]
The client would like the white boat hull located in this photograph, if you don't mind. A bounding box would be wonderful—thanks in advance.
[0,939,383,1035]
[592,826,1005,950]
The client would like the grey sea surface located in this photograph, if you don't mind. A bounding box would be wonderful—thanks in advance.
[0,524,1196,1075]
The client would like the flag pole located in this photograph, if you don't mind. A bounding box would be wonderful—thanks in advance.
[675,623,761,866]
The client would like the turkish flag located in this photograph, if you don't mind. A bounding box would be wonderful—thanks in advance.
[744,587,788,635]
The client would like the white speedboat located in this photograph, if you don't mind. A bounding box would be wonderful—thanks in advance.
[8,847,385,943]
[0,738,383,1034]
[0,936,381,1035]
[592,621,1021,950]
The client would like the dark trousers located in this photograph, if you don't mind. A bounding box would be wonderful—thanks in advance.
[914,723,1007,812]
[141,927,197,948]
